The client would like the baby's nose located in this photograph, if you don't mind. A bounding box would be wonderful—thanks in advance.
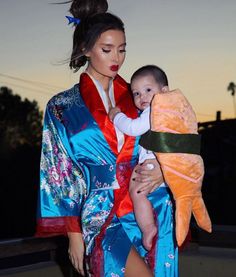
[140,93,146,100]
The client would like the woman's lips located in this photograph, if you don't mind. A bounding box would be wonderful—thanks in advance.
[110,65,119,71]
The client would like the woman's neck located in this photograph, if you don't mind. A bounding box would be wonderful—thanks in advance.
[86,68,111,94]
[84,71,114,112]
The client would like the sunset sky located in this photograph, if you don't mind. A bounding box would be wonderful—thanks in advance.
[0,0,236,122]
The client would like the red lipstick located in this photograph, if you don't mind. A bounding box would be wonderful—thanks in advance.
[110,65,119,72]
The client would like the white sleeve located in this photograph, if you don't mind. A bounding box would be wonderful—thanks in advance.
[113,107,150,136]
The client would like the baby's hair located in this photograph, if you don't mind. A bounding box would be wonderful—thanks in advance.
[131,65,168,88]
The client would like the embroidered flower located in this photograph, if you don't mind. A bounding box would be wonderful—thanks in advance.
[98,196,106,203]
[165,262,171,268]
[168,254,175,259]
[69,201,75,208]
[69,188,75,198]
[40,123,86,208]
[41,180,50,194]
[52,87,84,110]
[101,210,109,216]
[49,166,61,185]
[95,180,102,188]
[111,273,120,277]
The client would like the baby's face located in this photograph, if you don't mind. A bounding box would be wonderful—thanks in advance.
[131,75,162,110]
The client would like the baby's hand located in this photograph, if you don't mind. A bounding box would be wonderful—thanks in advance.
[109,107,121,121]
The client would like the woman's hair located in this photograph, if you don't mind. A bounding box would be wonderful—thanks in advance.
[131,65,169,88]
[68,0,125,71]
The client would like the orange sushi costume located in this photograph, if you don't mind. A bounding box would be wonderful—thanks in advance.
[140,89,212,246]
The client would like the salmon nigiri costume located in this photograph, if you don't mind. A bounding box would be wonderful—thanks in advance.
[140,89,212,246]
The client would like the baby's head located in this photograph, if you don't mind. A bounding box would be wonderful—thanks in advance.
[130,65,169,110]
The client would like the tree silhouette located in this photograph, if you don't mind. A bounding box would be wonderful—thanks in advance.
[0,87,43,239]
[227,82,236,117]
[0,86,43,150]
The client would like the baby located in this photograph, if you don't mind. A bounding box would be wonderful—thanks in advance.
[109,65,168,250]
[109,65,212,248]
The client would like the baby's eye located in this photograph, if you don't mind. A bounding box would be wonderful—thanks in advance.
[146,88,152,93]
[133,92,139,97]
[102,48,111,53]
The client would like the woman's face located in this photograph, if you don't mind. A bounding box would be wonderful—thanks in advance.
[86,29,126,82]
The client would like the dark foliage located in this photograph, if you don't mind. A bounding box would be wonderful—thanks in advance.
[199,119,236,225]
[0,87,43,239]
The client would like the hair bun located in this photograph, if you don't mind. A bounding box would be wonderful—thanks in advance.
[70,0,108,20]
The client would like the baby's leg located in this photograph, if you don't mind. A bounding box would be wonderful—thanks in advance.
[129,182,157,251]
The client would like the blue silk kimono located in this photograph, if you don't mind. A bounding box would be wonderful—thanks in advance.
[37,73,178,276]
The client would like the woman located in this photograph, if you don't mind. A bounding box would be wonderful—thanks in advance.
[37,0,178,276]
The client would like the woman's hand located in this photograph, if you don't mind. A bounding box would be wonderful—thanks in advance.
[131,159,164,194]
[68,232,85,276]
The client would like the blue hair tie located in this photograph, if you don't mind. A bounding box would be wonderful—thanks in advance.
[66,16,81,25]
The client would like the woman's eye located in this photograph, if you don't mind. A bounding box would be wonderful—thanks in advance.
[102,48,110,53]
[119,49,126,53]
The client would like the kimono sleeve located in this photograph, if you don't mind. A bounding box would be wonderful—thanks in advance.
[36,103,87,237]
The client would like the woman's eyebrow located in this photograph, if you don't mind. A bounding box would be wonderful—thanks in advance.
[100,43,126,47]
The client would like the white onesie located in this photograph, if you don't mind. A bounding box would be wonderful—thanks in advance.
[113,107,166,187]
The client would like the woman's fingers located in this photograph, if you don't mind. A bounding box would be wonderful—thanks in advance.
[150,182,161,193]
[131,176,155,193]
[69,252,85,276]
[73,257,79,272]
[78,256,85,276]
[136,159,164,184]
[131,159,164,193]
[136,181,157,193]
[67,232,85,275]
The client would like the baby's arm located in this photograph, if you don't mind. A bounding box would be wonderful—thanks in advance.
[109,107,121,122]
[109,106,150,136]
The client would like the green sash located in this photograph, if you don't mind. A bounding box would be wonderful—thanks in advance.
[139,130,201,154]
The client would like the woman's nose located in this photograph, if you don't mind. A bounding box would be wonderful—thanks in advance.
[112,51,119,62]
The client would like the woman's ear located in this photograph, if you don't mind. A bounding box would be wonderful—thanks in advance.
[82,47,90,58]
